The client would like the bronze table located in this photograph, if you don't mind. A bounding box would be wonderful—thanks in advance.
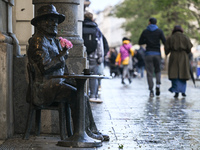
[51,74,111,148]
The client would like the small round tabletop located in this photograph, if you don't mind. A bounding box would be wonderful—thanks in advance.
[51,74,112,80]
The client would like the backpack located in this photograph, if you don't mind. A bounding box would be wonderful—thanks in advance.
[83,26,98,55]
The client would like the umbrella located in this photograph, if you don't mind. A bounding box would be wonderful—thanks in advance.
[189,62,196,88]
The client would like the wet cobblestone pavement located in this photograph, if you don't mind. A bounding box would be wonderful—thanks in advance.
[1,68,200,150]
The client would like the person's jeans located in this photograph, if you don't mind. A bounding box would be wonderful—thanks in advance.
[122,65,130,79]
[145,55,161,91]
[97,63,104,87]
[137,66,145,78]
[89,60,99,98]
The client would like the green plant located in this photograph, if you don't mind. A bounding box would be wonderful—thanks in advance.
[118,144,124,149]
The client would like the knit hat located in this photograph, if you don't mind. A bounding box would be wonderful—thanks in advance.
[149,17,157,24]
[172,25,183,34]
[122,37,131,41]
[84,12,93,20]
[31,4,65,26]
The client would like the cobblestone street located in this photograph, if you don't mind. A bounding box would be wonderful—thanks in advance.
[92,68,200,150]
[0,67,200,150]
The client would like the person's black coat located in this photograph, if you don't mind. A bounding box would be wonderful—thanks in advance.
[103,35,109,57]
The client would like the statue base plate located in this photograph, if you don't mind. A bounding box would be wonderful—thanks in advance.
[57,132,102,148]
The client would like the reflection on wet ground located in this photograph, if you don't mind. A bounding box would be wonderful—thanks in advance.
[92,69,200,150]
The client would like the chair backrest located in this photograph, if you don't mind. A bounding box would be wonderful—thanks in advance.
[26,63,59,109]
[26,63,35,103]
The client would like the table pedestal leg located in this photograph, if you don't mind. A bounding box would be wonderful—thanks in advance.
[57,79,102,148]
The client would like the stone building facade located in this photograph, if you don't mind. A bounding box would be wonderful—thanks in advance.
[95,6,126,50]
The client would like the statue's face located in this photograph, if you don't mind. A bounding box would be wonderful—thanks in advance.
[38,16,59,36]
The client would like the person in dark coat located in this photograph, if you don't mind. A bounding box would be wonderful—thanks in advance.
[103,34,109,61]
[108,47,118,77]
[97,34,109,92]
[83,12,104,103]
[138,17,166,97]
[164,25,193,98]
[135,46,145,78]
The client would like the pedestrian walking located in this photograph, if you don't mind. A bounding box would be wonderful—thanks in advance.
[115,37,134,84]
[83,12,104,103]
[164,25,193,98]
[108,47,119,77]
[138,17,166,97]
[135,46,145,78]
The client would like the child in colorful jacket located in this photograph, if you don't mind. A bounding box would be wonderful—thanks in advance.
[115,37,134,84]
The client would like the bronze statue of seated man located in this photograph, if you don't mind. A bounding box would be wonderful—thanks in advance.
[27,4,109,141]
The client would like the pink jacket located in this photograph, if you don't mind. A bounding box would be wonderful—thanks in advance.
[120,43,132,61]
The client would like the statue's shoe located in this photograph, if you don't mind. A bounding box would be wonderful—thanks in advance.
[86,128,104,141]
[93,131,110,141]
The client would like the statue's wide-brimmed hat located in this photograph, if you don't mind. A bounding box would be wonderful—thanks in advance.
[31,4,65,26]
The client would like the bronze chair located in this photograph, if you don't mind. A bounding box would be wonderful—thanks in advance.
[23,63,73,140]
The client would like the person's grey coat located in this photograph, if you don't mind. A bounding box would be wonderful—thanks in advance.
[165,32,193,80]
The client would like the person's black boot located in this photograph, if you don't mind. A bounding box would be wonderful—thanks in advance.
[128,78,132,84]
[174,93,179,98]
[182,93,186,97]
[121,78,125,84]
[156,87,160,96]
[150,90,154,97]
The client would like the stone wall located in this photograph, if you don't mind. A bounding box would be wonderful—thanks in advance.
[13,56,28,133]
[0,33,14,139]
[12,0,33,55]
[0,0,15,140]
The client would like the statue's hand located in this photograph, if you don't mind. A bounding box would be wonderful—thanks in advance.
[58,47,69,57]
